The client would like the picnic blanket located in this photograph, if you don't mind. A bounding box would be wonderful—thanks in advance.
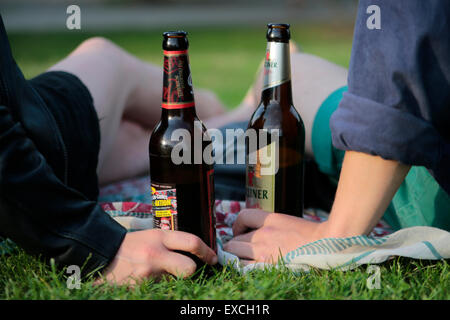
[1,175,449,270]
[98,176,450,273]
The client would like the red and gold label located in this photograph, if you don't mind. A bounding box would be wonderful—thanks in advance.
[162,50,195,109]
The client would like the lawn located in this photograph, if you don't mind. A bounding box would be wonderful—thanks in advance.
[1,251,448,299]
[2,24,449,300]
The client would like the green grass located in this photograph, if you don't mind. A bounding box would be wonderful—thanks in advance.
[3,24,449,300]
[1,251,448,299]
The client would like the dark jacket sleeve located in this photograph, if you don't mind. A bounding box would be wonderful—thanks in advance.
[0,104,127,276]
[330,0,450,194]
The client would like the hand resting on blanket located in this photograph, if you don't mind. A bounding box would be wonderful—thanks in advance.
[224,209,325,265]
[225,152,411,265]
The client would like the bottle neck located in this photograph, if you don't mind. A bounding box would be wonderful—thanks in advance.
[161,49,197,118]
[261,41,293,106]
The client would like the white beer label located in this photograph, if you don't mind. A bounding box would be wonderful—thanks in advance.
[246,142,277,212]
[262,42,291,90]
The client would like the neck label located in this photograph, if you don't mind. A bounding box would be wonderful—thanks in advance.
[263,42,291,90]
[162,50,195,109]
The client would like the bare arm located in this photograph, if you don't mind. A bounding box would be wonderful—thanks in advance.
[224,150,411,263]
[322,150,411,237]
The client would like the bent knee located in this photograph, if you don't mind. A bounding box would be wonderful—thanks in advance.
[74,36,120,55]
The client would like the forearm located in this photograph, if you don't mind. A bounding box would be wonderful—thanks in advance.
[226,151,411,263]
[322,151,410,238]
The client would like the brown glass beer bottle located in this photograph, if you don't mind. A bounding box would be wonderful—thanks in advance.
[149,31,216,255]
[245,23,305,217]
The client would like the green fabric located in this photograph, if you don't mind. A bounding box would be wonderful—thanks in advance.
[311,86,450,232]
[384,167,450,231]
[311,86,347,182]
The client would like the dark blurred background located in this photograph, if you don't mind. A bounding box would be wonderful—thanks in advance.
[1,0,358,108]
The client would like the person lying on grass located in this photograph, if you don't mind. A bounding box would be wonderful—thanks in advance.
[0,15,224,284]
[224,0,450,266]
[0,0,448,285]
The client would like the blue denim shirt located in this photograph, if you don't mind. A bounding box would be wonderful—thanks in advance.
[330,0,450,195]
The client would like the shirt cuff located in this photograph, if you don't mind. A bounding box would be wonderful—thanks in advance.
[56,205,127,277]
[330,92,444,169]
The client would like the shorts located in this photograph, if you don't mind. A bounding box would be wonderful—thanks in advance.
[28,71,101,201]
[312,86,450,231]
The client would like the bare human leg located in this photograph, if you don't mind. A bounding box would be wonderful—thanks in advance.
[204,50,348,158]
[48,37,226,186]
[48,37,346,187]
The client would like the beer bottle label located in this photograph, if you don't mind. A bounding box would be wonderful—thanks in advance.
[151,182,178,231]
[245,142,277,212]
[162,50,195,109]
[262,42,291,90]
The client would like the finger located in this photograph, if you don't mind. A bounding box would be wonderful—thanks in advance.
[223,240,256,260]
[230,230,256,243]
[240,259,257,267]
[162,231,218,265]
[241,255,278,266]
[160,250,197,278]
[233,209,270,236]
